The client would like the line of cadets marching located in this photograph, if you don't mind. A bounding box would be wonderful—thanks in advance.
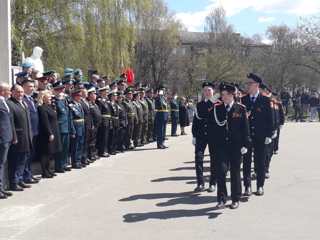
[192,73,285,210]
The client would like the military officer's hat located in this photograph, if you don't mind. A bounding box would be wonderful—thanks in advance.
[43,70,55,77]
[202,81,215,89]
[98,85,109,92]
[125,87,134,95]
[108,91,118,98]
[87,87,96,94]
[62,79,74,85]
[21,62,33,69]
[219,82,236,93]
[71,87,82,96]
[52,81,65,90]
[247,73,263,84]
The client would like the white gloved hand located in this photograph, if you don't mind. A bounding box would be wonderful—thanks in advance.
[265,137,272,145]
[241,147,248,155]
[272,131,277,139]
[192,138,196,146]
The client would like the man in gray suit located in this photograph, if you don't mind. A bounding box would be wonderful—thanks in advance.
[0,83,14,199]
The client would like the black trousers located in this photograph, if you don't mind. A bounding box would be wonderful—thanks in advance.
[216,145,242,203]
[133,122,142,147]
[97,123,109,155]
[273,128,281,152]
[88,127,98,159]
[243,138,266,188]
[194,138,216,187]
[265,140,274,173]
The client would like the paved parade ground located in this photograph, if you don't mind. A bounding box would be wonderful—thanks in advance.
[0,123,319,240]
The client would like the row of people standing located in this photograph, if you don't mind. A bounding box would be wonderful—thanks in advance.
[192,73,285,210]
[0,67,191,199]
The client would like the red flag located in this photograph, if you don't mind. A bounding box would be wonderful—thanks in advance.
[125,68,135,85]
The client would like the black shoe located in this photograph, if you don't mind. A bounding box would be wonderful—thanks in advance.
[42,173,53,178]
[162,145,168,149]
[0,192,7,199]
[230,201,239,209]
[18,182,31,188]
[64,167,72,171]
[274,151,278,155]
[1,190,13,197]
[216,201,226,209]
[265,172,270,179]
[207,185,216,193]
[24,179,39,184]
[32,176,41,181]
[72,165,82,169]
[256,187,264,196]
[99,153,110,158]
[10,184,24,191]
[194,185,205,192]
[55,169,65,173]
[244,187,252,197]
[171,134,178,137]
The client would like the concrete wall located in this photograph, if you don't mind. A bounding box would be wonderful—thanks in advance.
[0,0,11,85]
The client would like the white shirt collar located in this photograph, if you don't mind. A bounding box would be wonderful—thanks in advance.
[250,90,260,99]
[224,101,234,110]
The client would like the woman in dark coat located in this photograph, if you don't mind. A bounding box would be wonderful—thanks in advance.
[38,91,62,178]
[179,97,190,135]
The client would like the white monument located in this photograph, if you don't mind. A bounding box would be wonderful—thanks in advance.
[0,0,11,85]
[24,46,44,76]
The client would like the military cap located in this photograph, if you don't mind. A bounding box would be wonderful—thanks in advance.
[62,79,74,85]
[52,81,65,90]
[71,87,82,96]
[36,76,49,82]
[15,71,28,78]
[202,81,215,89]
[98,86,109,92]
[87,87,96,94]
[219,82,236,93]
[21,62,33,68]
[43,70,55,76]
[247,73,263,84]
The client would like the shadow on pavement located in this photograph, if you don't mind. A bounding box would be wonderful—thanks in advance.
[123,207,222,223]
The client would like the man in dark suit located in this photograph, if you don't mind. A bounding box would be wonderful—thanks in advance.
[192,82,219,193]
[0,83,14,199]
[22,79,39,184]
[7,84,33,191]
[170,93,179,137]
[242,73,273,196]
[211,83,251,209]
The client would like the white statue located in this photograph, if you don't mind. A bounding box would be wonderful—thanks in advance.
[24,46,44,76]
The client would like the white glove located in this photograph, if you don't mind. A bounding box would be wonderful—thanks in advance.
[265,137,272,145]
[192,138,196,146]
[272,131,277,139]
[241,147,248,155]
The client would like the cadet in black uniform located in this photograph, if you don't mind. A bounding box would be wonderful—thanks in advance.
[192,82,219,193]
[170,94,179,136]
[242,73,273,196]
[211,83,250,209]
[96,86,111,158]
[108,91,120,155]
[87,87,102,161]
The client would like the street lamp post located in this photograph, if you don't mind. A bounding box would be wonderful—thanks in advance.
[0,0,11,85]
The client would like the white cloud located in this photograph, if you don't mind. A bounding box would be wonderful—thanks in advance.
[258,16,276,23]
[174,0,320,31]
